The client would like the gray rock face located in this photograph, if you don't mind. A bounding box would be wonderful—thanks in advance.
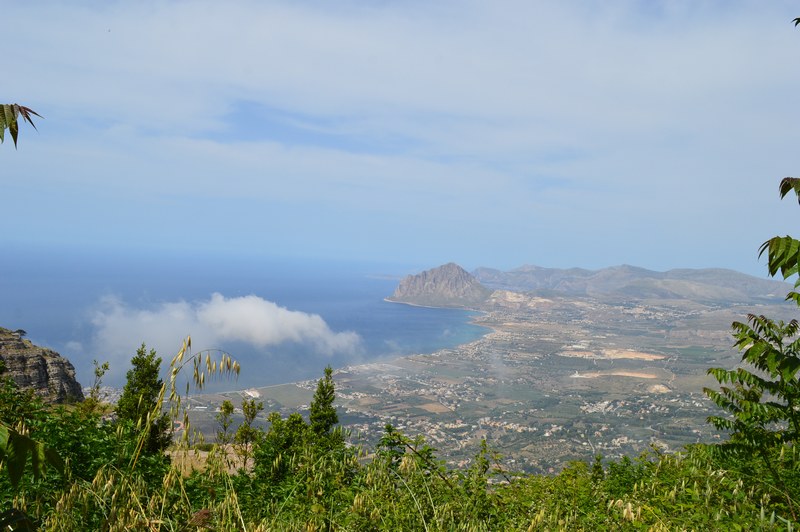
[0,327,84,403]
[387,263,492,308]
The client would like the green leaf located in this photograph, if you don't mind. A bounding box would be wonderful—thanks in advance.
[0,105,12,145]
[9,119,19,148]
[0,423,63,488]
[6,429,29,488]
[0,103,41,148]
[16,105,41,129]
[779,177,800,202]
[45,447,64,476]
[1,104,16,127]
[0,424,8,460]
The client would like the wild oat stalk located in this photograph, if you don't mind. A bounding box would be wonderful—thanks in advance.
[129,337,240,471]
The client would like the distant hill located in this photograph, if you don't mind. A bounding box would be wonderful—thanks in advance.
[0,327,84,403]
[387,263,492,308]
[472,264,789,303]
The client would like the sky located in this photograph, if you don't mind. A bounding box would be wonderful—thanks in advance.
[3,0,800,277]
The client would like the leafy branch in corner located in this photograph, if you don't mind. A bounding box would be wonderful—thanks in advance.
[705,177,800,519]
[0,104,41,148]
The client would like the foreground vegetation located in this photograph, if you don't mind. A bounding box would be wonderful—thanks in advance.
[1,360,798,531]
[3,179,800,530]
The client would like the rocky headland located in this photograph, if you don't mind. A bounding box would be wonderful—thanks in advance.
[387,262,492,308]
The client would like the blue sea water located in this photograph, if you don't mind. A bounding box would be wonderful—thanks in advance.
[0,244,488,389]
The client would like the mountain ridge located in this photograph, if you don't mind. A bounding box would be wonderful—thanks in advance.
[472,264,789,303]
[388,262,790,309]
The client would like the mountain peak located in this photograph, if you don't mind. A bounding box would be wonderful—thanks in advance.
[387,263,492,308]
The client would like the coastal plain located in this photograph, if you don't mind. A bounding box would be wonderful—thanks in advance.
[188,274,797,473]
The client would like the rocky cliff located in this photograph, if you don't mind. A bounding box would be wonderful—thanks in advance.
[0,327,84,403]
[387,263,492,308]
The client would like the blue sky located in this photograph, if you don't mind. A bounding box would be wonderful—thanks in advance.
[4,0,800,276]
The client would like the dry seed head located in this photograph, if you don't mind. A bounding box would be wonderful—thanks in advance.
[622,502,634,521]
[399,454,415,474]
[352,492,365,512]
[527,508,547,529]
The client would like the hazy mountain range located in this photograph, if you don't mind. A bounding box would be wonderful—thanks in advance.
[390,263,791,308]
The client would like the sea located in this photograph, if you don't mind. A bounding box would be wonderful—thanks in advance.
[0,244,488,390]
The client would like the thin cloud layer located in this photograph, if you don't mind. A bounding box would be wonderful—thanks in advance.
[3,1,800,274]
[90,293,362,381]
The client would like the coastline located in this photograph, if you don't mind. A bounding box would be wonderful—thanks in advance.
[382,296,487,313]
[381,296,495,343]
[239,300,497,391]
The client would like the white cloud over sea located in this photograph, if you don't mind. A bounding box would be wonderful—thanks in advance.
[89,293,362,381]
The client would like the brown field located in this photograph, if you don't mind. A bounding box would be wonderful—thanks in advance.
[580,371,659,379]
[354,396,381,406]
[601,349,664,360]
[420,402,452,413]
[560,349,664,360]
[432,377,462,386]
[169,445,242,475]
